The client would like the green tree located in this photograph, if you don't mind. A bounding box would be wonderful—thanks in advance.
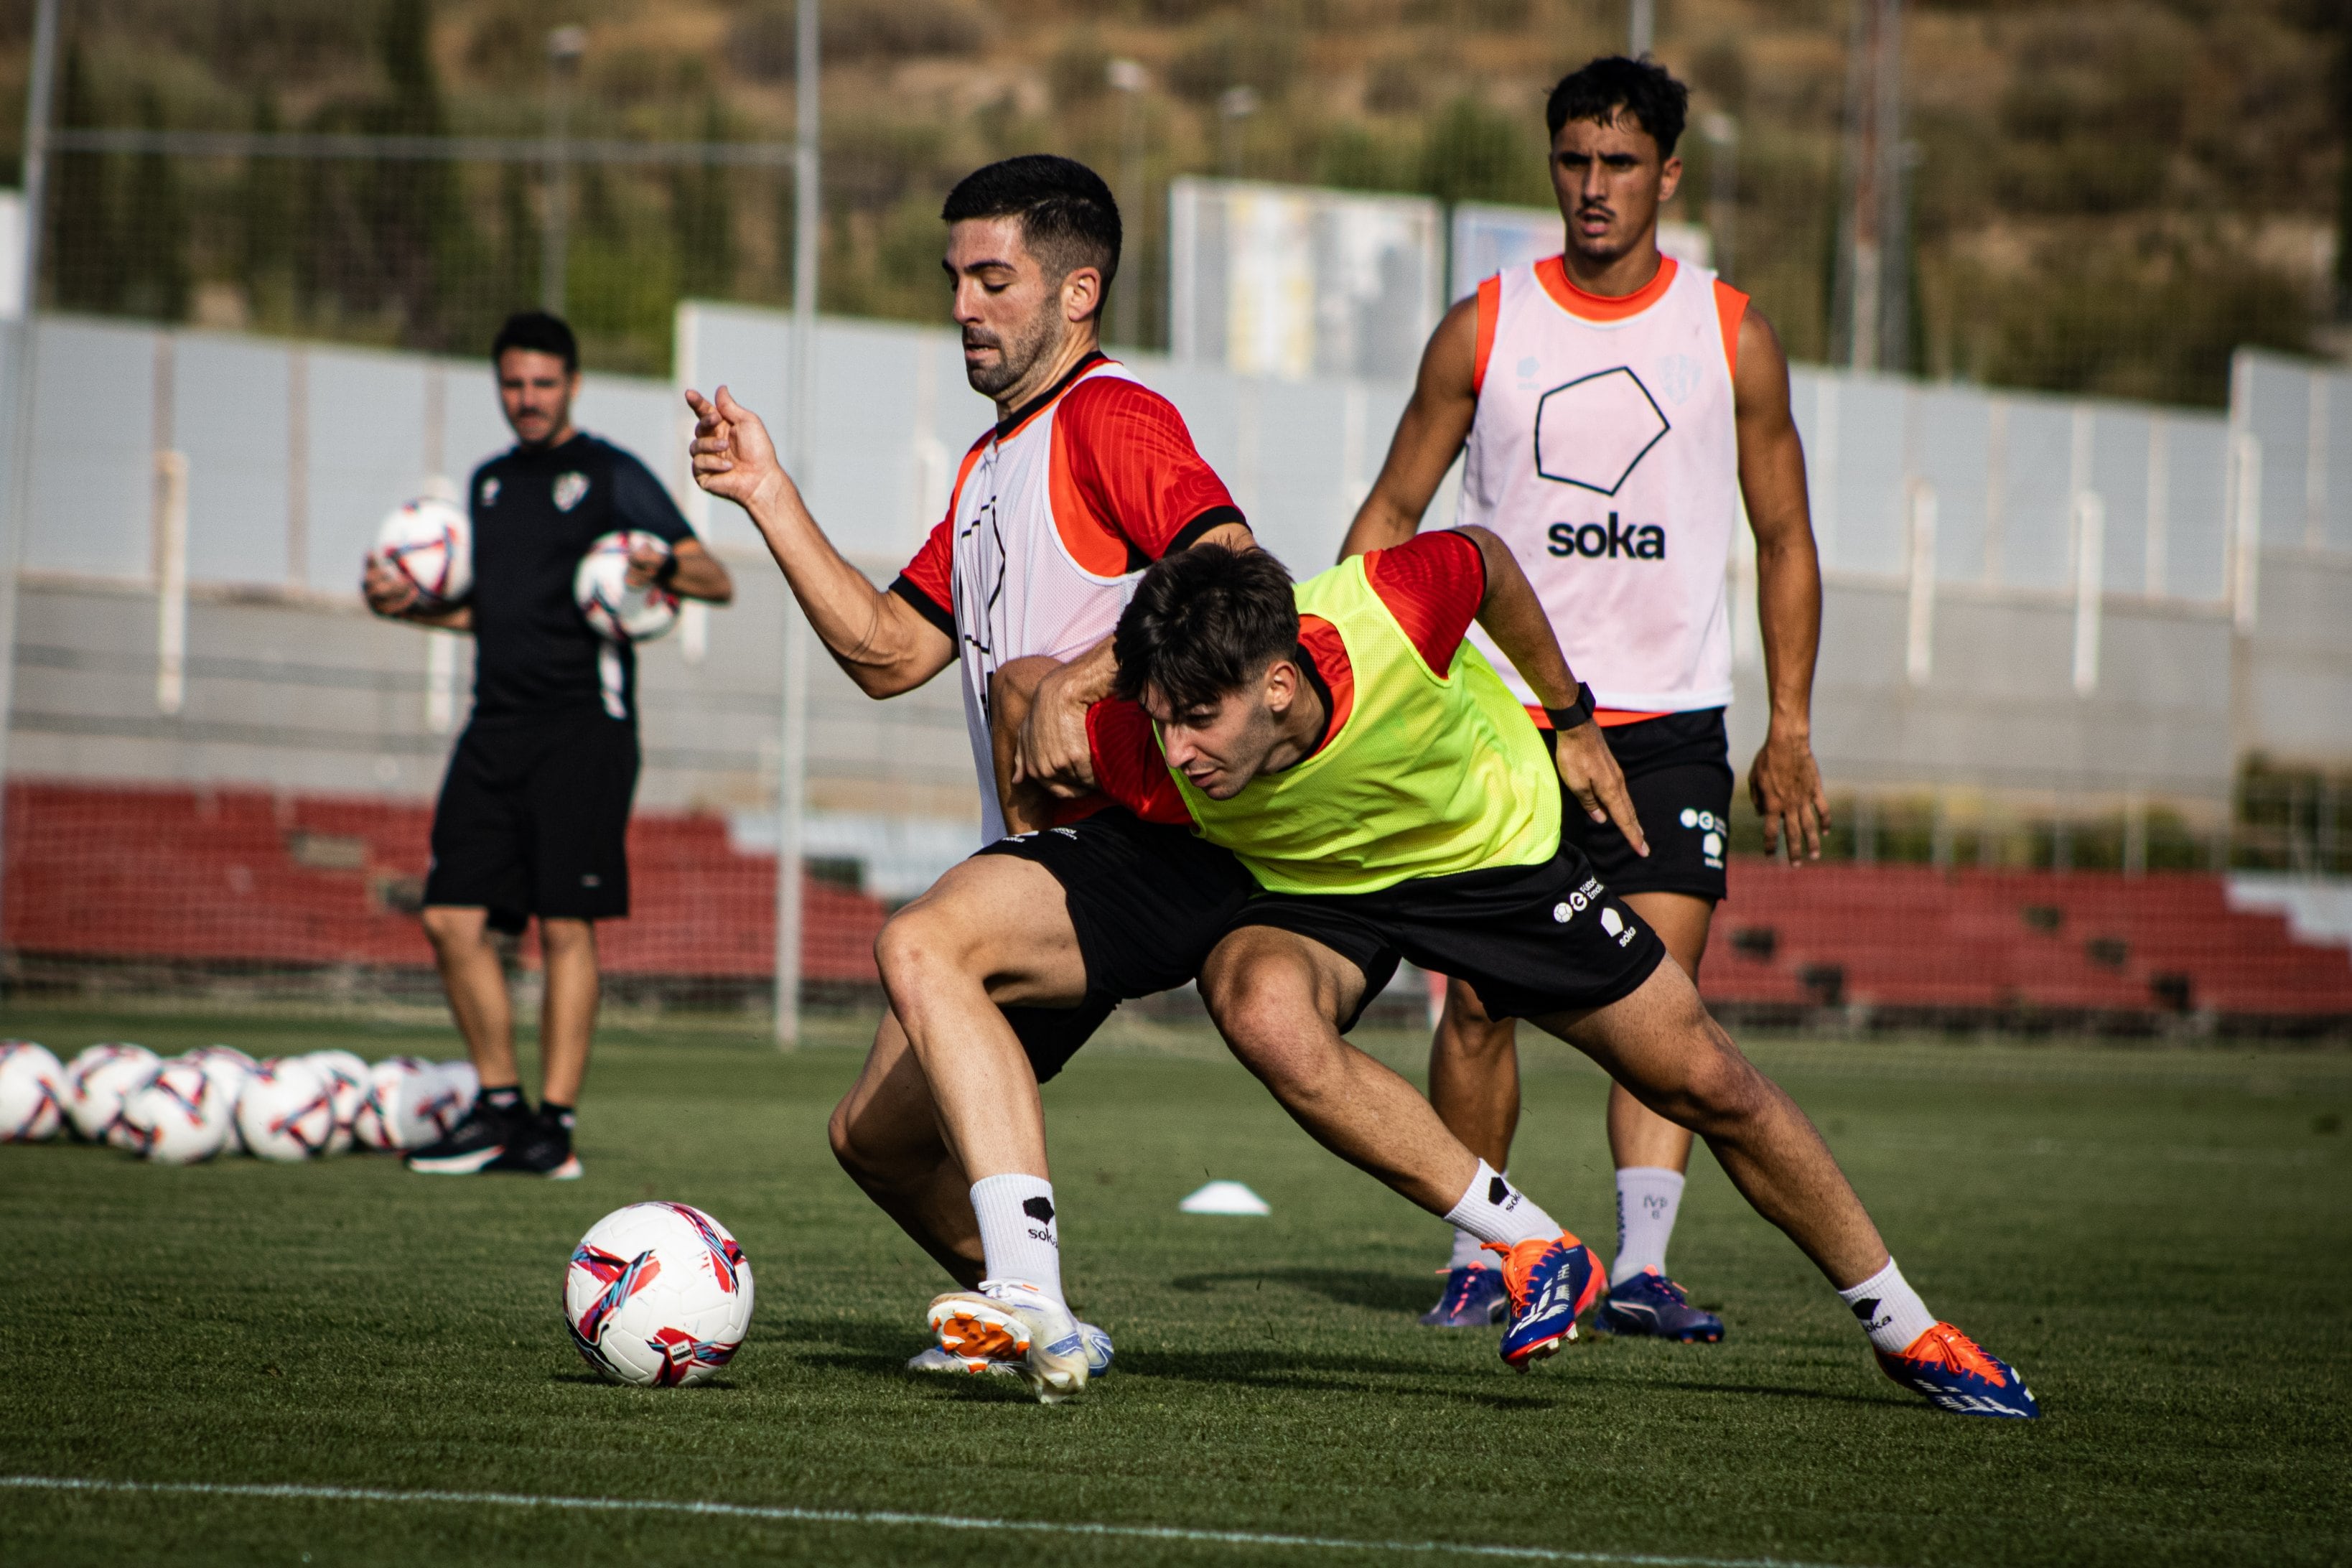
[243,90,291,321]
[370,0,459,345]
[673,98,735,300]
[50,43,120,312]
[122,88,190,321]
[1417,97,1546,207]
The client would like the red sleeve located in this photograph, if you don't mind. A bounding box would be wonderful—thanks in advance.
[889,517,955,638]
[1083,699,1194,827]
[1363,531,1486,671]
[1051,378,1245,573]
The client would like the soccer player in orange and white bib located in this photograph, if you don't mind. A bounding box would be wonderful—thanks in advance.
[1341,57,1831,1341]
[690,156,1256,1394]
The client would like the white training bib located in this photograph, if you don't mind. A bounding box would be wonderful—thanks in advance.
[1455,255,1744,713]
[948,360,1148,841]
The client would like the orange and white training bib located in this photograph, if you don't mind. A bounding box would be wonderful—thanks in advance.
[1453,255,1747,714]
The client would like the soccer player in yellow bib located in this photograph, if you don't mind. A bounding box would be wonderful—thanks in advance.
[1007,538,2036,1419]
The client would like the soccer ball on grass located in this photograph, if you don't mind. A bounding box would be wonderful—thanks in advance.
[0,1041,65,1142]
[236,1058,338,1161]
[122,1060,235,1165]
[67,1043,159,1146]
[564,1203,754,1387]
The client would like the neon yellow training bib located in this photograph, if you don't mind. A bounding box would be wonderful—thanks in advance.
[1170,555,1561,895]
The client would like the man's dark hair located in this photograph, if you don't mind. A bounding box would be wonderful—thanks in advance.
[942,154,1121,296]
[491,310,579,373]
[1545,56,1689,156]
[1112,545,1299,714]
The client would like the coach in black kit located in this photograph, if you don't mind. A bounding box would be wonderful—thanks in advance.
[364,311,733,1178]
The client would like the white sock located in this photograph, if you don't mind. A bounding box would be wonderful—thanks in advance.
[1447,1225,1488,1271]
[969,1174,1065,1306]
[1611,1166,1686,1287]
[1441,1160,1562,1249]
[1837,1256,1938,1355]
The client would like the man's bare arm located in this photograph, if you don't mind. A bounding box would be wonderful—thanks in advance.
[1732,307,1830,862]
[1017,518,1255,795]
[687,386,953,699]
[1457,525,1646,855]
[989,655,1067,835]
[1338,295,1480,560]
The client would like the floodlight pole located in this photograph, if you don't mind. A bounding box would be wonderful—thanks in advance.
[0,0,65,990]
[774,0,818,1047]
[1628,0,1655,56]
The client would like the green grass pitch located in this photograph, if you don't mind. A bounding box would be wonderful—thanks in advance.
[1,1005,2347,1567]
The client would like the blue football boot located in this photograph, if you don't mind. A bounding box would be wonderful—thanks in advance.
[1591,1269,1725,1343]
[1487,1235,1606,1371]
[1875,1322,2041,1419]
[1419,1264,1510,1327]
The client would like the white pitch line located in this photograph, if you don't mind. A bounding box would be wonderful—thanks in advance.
[1,1475,1889,1568]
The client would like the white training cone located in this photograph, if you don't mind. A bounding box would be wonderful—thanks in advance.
[1179,1180,1271,1216]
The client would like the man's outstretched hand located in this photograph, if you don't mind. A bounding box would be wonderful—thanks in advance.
[686,385,793,516]
[1554,723,1648,859]
[1749,727,1829,862]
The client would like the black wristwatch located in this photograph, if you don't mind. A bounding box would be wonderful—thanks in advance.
[1544,682,1597,732]
[652,552,682,589]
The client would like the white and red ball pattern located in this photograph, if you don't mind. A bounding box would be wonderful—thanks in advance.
[0,1040,66,1142]
[67,1043,160,1145]
[373,497,473,609]
[187,1047,257,1153]
[394,1063,472,1148]
[564,1203,754,1388]
[235,1058,338,1162]
[304,1050,373,1155]
[354,1056,428,1150]
[122,1060,234,1165]
[573,530,681,645]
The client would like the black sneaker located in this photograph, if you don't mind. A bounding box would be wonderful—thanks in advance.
[406,1094,526,1175]
[482,1111,582,1180]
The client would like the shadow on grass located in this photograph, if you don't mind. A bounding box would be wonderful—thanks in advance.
[1167,1267,1435,1315]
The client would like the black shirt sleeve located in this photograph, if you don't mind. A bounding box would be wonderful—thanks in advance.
[607,449,695,545]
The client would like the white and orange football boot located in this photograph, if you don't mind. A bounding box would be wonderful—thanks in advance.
[920,1279,1094,1403]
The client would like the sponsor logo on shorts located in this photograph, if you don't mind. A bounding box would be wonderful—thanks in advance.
[581,874,601,887]
[1551,876,1607,925]
[1679,807,1726,869]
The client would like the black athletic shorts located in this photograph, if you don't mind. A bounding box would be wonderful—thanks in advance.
[1559,708,1734,903]
[976,807,1256,1083]
[423,712,640,931]
[1225,841,1668,1026]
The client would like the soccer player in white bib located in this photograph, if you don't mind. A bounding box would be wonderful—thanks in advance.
[1341,57,1831,1340]
[688,156,1256,1396]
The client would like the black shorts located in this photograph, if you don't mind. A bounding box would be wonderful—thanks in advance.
[423,713,640,931]
[1226,842,1668,1025]
[976,808,1256,1083]
[1559,708,1734,902]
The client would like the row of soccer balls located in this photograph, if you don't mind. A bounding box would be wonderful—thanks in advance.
[0,1040,477,1164]
[375,498,682,644]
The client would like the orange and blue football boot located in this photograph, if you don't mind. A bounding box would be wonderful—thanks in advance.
[1876,1322,2040,1419]
[1590,1268,1725,1343]
[1486,1234,1607,1371]
[1419,1264,1510,1327]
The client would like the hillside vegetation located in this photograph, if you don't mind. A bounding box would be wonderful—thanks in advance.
[9,0,2344,403]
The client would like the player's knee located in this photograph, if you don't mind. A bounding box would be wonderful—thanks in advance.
[1436,980,1514,1061]
[874,905,960,994]
[419,905,480,951]
[1205,964,1337,1091]
[1668,1022,1768,1131]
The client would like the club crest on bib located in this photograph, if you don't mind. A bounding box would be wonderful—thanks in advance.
[478,475,500,507]
[552,472,591,512]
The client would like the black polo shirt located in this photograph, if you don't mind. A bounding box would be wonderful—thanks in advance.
[465,432,693,724]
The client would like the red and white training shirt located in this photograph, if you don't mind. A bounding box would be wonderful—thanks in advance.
[1455,255,1748,719]
[1084,530,1489,826]
[889,353,1244,840]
